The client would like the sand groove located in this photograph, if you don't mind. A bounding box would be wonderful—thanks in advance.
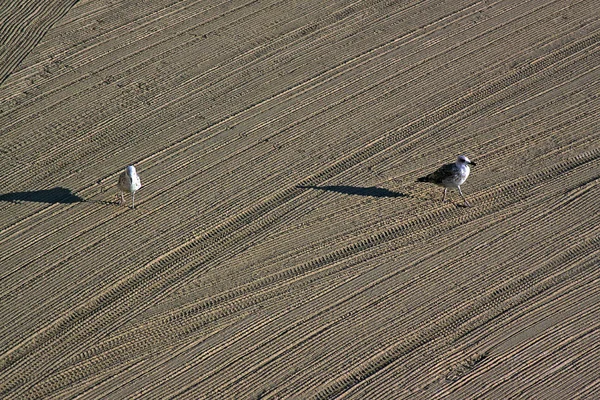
[0,0,599,398]
[0,0,79,85]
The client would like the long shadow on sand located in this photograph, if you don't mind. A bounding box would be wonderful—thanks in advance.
[0,187,84,204]
[297,185,405,198]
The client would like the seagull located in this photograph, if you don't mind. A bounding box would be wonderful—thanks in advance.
[117,165,142,209]
[416,155,476,206]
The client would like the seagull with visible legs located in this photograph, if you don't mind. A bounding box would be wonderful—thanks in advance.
[117,165,142,209]
[417,155,476,206]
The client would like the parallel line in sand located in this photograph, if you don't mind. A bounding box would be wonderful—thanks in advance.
[3,0,584,177]
[443,295,600,398]
[0,0,548,172]
[294,291,593,395]
[0,0,78,85]
[2,1,596,396]
[111,171,600,341]
[360,19,600,177]
[0,0,276,154]
[480,322,600,399]
[113,3,580,188]
[122,0,538,167]
[314,274,600,398]
[175,225,600,396]
[375,74,598,189]
[29,312,259,400]
[262,183,600,391]
[457,93,599,171]
[0,0,584,238]
[0,8,592,250]
[0,0,278,100]
[573,378,600,399]
[0,0,450,182]
[0,0,173,91]
[0,54,592,346]
[3,148,596,396]
[532,346,600,399]
[212,242,600,397]
[252,167,599,325]
[40,206,525,398]
[2,28,596,360]
[31,0,568,167]
[98,69,596,228]
[56,206,529,376]
[63,309,268,400]
[0,0,376,130]
[0,2,396,238]
[369,37,600,170]
[0,0,450,220]
[207,188,600,397]
[485,277,598,354]
[3,0,250,84]
[16,155,600,397]
[1,21,596,396]
[31,154,600,396]
[99,47,600,316]
[205,174,596,394]
[265,60,600,210]
[406,271,599,392]
[309,244,599,400]
[0,17,572,278]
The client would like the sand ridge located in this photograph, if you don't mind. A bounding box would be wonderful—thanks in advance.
[0,0,598,398]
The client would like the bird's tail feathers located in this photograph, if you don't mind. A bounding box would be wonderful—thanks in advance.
[416,175,430,183]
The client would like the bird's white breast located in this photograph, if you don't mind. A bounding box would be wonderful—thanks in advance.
[130,173,142,192]
[457,164,470,185]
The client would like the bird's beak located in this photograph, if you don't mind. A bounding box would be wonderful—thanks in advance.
[470,161,476,166]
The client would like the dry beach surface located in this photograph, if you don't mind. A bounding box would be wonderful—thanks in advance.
[0,0,599,398]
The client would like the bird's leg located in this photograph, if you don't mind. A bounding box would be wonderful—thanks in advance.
[457,186,470,207]
[119,191,125,205]
[441,188,448,202]
[131,192,135,209]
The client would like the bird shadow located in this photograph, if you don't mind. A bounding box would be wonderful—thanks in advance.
[455,203,471,208]
[297,185,406,198]
[0,187,84,204]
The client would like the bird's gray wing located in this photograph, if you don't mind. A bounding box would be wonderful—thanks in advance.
[426,163,457,184]
[117,171,130,190]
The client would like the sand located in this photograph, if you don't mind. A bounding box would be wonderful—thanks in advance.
[0,0,598,398]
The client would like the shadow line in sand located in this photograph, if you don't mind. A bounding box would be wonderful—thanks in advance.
[297,185,406,198]
[0,187,84,204]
